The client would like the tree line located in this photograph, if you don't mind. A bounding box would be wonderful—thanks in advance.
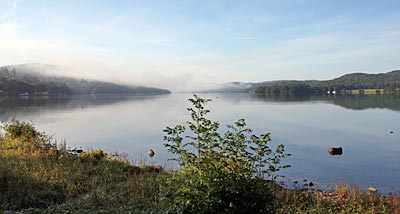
[255,70,400,95]
[0,66,170,96]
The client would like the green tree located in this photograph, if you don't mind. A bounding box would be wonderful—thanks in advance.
[162,95,291,213]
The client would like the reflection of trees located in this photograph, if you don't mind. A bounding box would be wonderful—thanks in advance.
[0,95,167,121]
[252,94,317,102]
[0,97,70,121]
[329,95,400,111]
[253,94,400,112]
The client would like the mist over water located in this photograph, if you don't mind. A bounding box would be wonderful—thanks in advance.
[2,93,400,194]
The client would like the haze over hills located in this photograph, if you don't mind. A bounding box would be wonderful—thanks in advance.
[1,63,399,96]
[198,80,318,93]
[0,64,171,96]
[200,70,400,94]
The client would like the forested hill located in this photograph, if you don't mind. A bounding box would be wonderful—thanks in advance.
[321,70,400,89]
[255,70,400,95]
[0,64,170,96]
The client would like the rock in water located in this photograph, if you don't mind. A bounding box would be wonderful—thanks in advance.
[328,147,343,155]
[368,187,378,193]
[148,149,155,158]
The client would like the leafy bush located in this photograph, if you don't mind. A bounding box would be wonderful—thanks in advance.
[1,119,53,152]
[162,95,291,213]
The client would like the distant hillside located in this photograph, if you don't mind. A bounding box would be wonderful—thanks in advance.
[0,64,170,96]
[199,80,317,93]
[255,70,400,95]
[319,70,400,90]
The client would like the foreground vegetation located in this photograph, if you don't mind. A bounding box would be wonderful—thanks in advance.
[1,96,399,213]
[0,120,162,213]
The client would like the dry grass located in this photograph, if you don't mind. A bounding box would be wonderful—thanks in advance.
[276,184,399,213]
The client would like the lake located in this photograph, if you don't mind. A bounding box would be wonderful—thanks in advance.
[1,93,399,194]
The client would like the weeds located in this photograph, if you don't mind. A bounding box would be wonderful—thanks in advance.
[276,185,399,214]
[0,120,162,212]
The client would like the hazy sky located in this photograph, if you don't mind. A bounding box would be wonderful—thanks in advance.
[1,0,400,91]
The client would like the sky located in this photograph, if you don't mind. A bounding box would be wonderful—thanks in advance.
[1,0,400,91]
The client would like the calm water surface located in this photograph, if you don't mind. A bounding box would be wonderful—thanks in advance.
[1,93,399,194]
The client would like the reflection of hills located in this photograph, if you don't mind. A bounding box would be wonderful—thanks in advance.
[0,95,167,121]
[329,95,400,111]
[252,94,400,112]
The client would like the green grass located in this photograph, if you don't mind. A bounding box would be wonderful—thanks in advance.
[0,120,399,213]
[0,120,164,212]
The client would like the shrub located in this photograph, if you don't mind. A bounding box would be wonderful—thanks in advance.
[162,95,291,213]
[1,119,53,152]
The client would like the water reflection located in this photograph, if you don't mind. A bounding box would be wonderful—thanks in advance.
[253,94,400,112]
[0,95,166,121]
[0,93,399,194]
[3,94,400,116]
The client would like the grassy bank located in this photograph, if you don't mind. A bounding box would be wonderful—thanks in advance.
[0,118,400,213]
[0,120,163,213]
